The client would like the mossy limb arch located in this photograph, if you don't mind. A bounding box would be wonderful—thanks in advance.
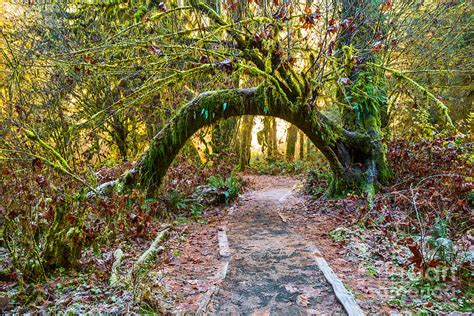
[102,86,390,197]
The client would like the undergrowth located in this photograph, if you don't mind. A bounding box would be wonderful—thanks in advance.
[0,153,237,310]
[305,134,473,312]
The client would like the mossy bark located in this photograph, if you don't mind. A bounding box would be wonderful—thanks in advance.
[42,205,83,271]
[298,131,305,160]
[268,117,278,159]
[111,114,129,161]
[306,136,314,161]
[211,118,237,154]
[285,124,298,161]
[327,0,393,199]
[238,116,254,171]
[261,117,278,160]
[111,87,374,196]
[260,116,277,160]
[330,68,392,197]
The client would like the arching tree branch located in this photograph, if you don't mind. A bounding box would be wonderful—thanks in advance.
[92,87,369,196]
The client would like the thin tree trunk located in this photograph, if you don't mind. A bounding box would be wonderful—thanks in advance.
[285,124,298,161]
[238,116,253,171]
[306,136,312,161]
[298,130,305,160]
[261,116,277,160]
[211,118,237,154]
[269,117,277,159]
[110,114,128,162]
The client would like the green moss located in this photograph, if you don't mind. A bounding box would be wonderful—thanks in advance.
[42,203,83,271]
[377,144,392,185]
[115,180,126,193]
[342,45,355,75]
[328,170,366,197]
[238,64,290,104]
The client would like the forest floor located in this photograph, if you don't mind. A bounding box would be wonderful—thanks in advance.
[153,174,390,314]
[3,174,468,314]
[206,176,346,314]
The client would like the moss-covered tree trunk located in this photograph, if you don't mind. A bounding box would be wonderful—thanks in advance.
[182,140,203,164]
[298,131,305,160]
[103,87,372,196]
[268,117,277,159]
[285,124,298,161]
[261,116,277,160]
[110,113,129,162]
[306,136,313,161]
[42,205,83,271]
[238,115,253,171]
[327,0,392,199]
[325,64,391,197]
[211,118,237,154]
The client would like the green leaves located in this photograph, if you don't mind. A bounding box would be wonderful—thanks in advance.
[353,102,362,121]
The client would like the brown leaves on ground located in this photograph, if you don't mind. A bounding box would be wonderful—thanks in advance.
[154,212,224,312]
[297,134,473,313]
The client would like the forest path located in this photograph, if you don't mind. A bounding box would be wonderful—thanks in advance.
[206,177,346,315]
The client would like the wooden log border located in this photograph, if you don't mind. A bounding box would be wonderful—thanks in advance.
[196,226,230,315]
[308,245,365,316]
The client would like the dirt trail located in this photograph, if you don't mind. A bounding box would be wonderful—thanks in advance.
[207,178,346,315]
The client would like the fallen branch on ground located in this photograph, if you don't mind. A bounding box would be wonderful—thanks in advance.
[128,226,171,279]
[108,226,171,288]
[109,248,124,287]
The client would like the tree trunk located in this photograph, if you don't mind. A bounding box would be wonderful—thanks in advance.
[270,118,277,158]
[285,124,298,161]
[110,114,128,162]
[306,135,313,161]
[298,131,305,160]
[211,118,237,154]
[259,117,273,159]
[238,116,253,171]
[267,117,277,159]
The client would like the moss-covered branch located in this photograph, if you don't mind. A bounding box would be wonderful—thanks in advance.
[368,63,454,127]
[189,0,265,70]
[23,128,71,171]
[95,86,367,195]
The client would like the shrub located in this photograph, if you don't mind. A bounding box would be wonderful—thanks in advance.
[206,175,241,203]
[1,162,86,283]
[192,175,242,206]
